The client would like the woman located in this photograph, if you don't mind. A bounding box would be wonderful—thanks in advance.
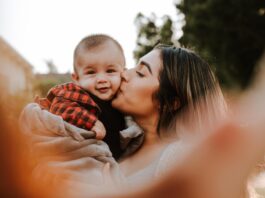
[19,45,227,191]
[113,45,227,183]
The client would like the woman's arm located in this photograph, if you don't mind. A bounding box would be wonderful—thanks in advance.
[19,103,121,186]
[89,121,265,198]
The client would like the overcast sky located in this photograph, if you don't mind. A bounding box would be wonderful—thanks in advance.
[0,0,182,73]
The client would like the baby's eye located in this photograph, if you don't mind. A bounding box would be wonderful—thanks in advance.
[85,70,95,75]
[106,69,117,73]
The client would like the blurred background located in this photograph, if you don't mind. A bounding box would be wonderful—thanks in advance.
[1,0,265,110]
[0,0,265,196]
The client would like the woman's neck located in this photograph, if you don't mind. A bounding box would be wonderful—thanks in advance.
[134,114,160,145]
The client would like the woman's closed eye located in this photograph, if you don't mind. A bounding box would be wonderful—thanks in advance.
[136,70,145,77]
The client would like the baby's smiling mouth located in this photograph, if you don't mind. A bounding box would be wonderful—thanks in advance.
[97,87,110,93]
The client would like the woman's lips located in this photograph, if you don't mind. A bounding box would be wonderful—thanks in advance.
[117,89,122,95]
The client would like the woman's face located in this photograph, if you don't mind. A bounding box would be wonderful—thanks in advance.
[112,49,162,117]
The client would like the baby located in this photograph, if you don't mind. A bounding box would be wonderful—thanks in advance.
[36,34,142,160]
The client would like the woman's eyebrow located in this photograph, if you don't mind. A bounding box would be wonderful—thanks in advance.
[140,60,152,74]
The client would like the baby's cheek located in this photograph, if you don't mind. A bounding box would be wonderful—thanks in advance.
[111,76,122,90]
[79,78,95,91]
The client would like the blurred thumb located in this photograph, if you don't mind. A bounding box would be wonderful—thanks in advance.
[103,162,113,186]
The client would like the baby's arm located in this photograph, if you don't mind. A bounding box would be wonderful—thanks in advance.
[50,98,98,132]
[50,97,106,140]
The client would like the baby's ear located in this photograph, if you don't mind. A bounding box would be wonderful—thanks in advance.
[71,73,79,82]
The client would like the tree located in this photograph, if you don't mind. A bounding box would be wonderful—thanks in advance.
[177,0,265,89]
[133,13,176,62]
[32,60,63,97]
[45,59,58,74]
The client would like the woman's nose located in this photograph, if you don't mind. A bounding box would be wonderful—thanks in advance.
[121,70,130,82]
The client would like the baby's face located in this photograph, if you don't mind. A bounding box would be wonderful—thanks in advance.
[73,41,125,101]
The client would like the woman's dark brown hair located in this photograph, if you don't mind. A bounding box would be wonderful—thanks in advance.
[154,45,227,136]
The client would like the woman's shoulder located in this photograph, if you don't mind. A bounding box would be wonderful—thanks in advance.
[155,140,192,178]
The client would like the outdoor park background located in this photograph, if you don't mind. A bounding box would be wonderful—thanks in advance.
[1,0,265,118]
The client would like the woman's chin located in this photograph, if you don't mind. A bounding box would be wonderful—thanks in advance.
[111,93,122,108]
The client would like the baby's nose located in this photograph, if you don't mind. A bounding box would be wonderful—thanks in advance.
[96,73,107,83]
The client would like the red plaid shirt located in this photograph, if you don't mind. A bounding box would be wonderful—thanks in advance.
[36,82,100,130]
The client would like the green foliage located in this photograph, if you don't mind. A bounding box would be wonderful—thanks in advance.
[33,73,72,97]
[177,0,265,89]
[133,13,175,62]
[33,59,71,97]
[33,79,59,97]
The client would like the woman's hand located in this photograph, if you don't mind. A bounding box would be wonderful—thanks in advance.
[92,120,106,140]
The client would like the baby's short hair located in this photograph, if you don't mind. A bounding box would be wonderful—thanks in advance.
[73,34,124,73]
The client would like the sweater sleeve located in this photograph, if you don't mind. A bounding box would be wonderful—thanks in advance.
[50,97,98,130]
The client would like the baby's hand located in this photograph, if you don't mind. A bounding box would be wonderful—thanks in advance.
[91,120,106,140]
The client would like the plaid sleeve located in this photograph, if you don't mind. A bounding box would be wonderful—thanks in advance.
[50,97,98,130]
[34,97,51,110]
